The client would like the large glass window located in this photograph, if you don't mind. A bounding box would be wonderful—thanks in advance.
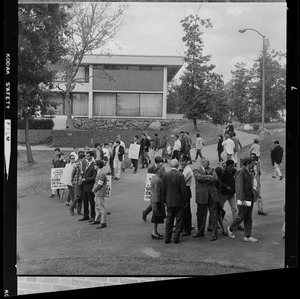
[140,94,163,117]
[117,94,139,116]
[72,93,88,116]
[93,93,116,116]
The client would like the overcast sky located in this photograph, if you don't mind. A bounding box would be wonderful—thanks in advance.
[104,1,287,83]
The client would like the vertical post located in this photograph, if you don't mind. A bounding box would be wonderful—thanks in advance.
[88,64,93,118]
[260,36,266,140]
[162,66,167,119]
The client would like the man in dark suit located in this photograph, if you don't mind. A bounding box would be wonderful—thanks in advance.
[162,159,188,244]
[193,158,220,241]
[78,151,97,221]
[227,157,258,242]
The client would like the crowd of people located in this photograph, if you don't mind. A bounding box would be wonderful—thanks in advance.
[49,125,284,242]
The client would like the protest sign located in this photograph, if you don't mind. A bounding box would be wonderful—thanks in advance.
[60,164,74,186]
[128,144,140,160]
[51,168,68,190]
[144,173,155,201]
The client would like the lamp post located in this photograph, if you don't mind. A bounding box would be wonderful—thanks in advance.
[239,28,266,140]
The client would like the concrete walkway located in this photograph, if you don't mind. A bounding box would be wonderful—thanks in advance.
[17,130,285,275]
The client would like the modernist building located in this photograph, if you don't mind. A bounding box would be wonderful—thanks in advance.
[48,55,184,119]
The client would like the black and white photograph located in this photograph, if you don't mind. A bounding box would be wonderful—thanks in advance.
[3,0,299,296]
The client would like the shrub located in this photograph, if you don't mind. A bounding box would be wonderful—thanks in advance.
[18,118,54,130]
[252,123,260,131]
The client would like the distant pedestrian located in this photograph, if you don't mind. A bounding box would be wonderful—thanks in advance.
[150,163,166,240]
[160,134,169,163]
[162,159,188,244]
[249,138,260,160]
[193,158,220,241]
[108,140,115,177]
[222,133,235,162]
[153,133,160,157]
[193,132,204,162]
[250,153,267,216]
[225,121,234,135]
[116,135,126,172]
[91,160,107,229]
[142,156,165,221]
[271,140,284,180]
[217,135,224,163]
[227,157,258,242]
[172,135,181,160]
[231,132,243,166]
[179,155,193,236]
[185,132,193,164]
[93,143,104,161]
[140,133,151,168]
[131,135,140,174]
[112,140,125,180]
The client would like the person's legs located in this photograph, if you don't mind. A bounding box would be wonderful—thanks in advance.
[224,195,238,221]
[274,162,283,177]
[243,203,254,238]
[208,196,218,239]
[182,197,192,234]
[98,196,107,224]
[94,195,101,222]
[165,207,175,242]
[174,207,184,242]
[196,203,208,235]
[229,205,248,232]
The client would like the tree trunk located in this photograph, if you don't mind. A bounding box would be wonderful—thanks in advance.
[193,118,198,131]
[24,114,35,163]
[65,91,74,129]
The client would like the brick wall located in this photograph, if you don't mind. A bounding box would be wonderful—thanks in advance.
[17,276,183,295]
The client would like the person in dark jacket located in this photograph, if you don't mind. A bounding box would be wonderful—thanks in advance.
[162,159,188,244]
[217,135,224,163]
[140,133,151,168]
[227,157,258,242]
[271,140,284,180]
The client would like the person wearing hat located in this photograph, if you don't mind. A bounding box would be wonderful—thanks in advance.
[271,140,284,180]
[227,157,258,242]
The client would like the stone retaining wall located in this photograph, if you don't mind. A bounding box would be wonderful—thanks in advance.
[18,130,53,145]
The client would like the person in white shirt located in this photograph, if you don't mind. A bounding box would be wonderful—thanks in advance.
[102,143,111,160]
[172,135,181,160]
[222,133,236,162]
[193,132,204,162]
[179,155,194,236]
[70,146,79,161]
[249,139,260,160]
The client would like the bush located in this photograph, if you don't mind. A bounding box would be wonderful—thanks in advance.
[18,118,54,130]
[251,123,260,131]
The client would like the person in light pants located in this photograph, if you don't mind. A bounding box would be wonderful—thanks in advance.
[112,139,125,180]
[271,140,284,180]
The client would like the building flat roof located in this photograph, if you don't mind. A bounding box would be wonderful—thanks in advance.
[82,54,184,82]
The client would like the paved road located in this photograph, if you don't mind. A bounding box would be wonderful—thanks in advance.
[17,130,285,275]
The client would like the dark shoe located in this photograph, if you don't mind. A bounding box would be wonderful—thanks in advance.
[182,231,191,236]
[258,211,268,216]
[149,160,151,164]
[141,166,145,169]
[157,233,163,238]
[210,235,218,241]
[107,212,111,215]
[78,217,89,221]
[272,175,276,178]
[134,170,137,173]
[222,231,228,236]
[279,176,283,180]
[50,194,55,198]
[142,211,147,221]
[96,223,107,229]
[77,211,83,215]
[165,239,171,244]
[70,209,75,216]
[207,227,212,232]
[193,233,204,238]
[174,239,180,244]
[88,219,95,222]
[237,226,244,231]
[151,233,163,240]
[89,221,100,225]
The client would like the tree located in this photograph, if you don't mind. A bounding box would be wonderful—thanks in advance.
[206,73,230,125]
[177,14,216,130]
[54,2,126,129]
[18,4,70,162]
[228,62,253,123]
[166,80,183,114]
[250,41,286,122]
